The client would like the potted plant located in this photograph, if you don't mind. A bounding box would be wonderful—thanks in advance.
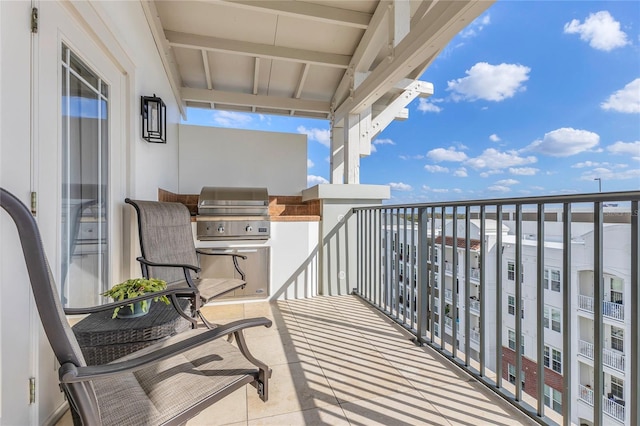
[102,277,171,319]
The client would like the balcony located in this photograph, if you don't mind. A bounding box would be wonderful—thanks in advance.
[469,298,480,315]
[578,384,625,423]
[578,294,624,321]
[578,340,625,372]
[354,191,639,425]
[58,296,538,425]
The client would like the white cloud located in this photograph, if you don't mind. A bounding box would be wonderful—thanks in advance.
[526,128,600,157]
[489,134,501,142]
[432,188,449,193]
[307,159,314,168]
[495,179,519,186]
[488,185,510,193]
[425,165,450,173]
[427,147,468,162]
[465,148,537,169]
[422,185,431,191]
[307,175,328,185]
[607,140,640,156]
[453,188,463,193]
[374,138,396,145]
[479,169,504,178]
[509,167,539,176]
[580,167,640,181]
[389,182,413,192]
[297,126,330,147]
[447,62,531,102]
[564,11,630,51]
[454,167,468,177]
[212,111,253,127]
[460,13,491,38]
[399,154,425,160]
[417,98,443,113]
[601,79,640,113]
[572,160,603,168]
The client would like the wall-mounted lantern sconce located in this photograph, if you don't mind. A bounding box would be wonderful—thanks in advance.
[141,94,166,143]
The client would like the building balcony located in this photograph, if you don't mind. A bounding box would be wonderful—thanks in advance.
[578,294,624,322]
[469,298,480,315]
[578,339,625,372]
[578,384,625,423]
[59,296,536,425]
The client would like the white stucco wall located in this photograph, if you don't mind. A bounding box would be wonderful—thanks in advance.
[178,124,307,195]
[1,1,183,424]
[96,1,181,200]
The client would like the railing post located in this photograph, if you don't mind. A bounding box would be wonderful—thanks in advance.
[464,206,471,367]
[452,206,458,359]
[562,202,572,426]
[478,205,488,377]
[536,203,545,418]
[631,200,639,425]
[515,204,523,402]
[593,201,603,426]
[417,207,428,342]
[430,207,436,344]
[496,204,503,389]
[440,207,446,351]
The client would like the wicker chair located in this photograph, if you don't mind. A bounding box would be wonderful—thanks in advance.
[1,188,271,425]
[125,198,247,328]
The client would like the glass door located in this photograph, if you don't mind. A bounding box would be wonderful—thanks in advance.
[60,44,109,307]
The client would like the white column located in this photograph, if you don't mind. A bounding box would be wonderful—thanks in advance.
[330,121,344,184]
[344,114,361,184]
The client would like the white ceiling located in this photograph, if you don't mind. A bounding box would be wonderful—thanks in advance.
[143,0,493,122]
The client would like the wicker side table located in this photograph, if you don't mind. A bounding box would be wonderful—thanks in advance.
[72,300,191,365]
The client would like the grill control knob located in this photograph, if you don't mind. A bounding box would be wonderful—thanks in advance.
[245,225,253,232]
[217,225,225,233]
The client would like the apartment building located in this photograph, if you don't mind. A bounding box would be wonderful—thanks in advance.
[384,211,633,425]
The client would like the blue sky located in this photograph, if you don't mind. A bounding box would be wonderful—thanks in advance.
[183,1,640,203]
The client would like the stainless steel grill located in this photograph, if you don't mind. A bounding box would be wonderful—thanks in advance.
[196,186,270,240]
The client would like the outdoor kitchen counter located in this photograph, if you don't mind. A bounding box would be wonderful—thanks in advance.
[159,189,321,222]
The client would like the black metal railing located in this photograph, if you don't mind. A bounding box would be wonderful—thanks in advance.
[354,191,639,426]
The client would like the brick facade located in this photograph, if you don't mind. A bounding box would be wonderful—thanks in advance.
[502,347,564,397]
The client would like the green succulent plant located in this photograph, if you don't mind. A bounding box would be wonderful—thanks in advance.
[102,278,170,318]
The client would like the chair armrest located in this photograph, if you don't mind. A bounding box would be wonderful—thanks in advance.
[59,317,272,382]
[195,249,248,261]
[136,257,201,273]
[195,250,247,280]
[63,287,197,315]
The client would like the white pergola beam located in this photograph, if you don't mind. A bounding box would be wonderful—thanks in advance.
[181,87,330,114]
[215,0,372,29]
[389,0,410,48]
[140,1,186,117]
[166,30,350,69]
[334,0,493,123]
[370,80,432,139]
[332,0,392,109]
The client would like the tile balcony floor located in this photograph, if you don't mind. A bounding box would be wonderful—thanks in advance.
[58,295,536,426]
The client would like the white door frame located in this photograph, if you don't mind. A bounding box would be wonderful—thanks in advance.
[29,1,133,423]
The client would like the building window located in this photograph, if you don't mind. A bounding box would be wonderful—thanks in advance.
[543,346,561,373]
[544,268,561,292]
[544,385,562,414]
[507,261,515,281]
[610,376,624,400]
[552,348,562,373]
[507,363,525,389]
[508,329,524,353]
[507,295,524,318]
[611,326,624,352]
[544,306,561,332]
